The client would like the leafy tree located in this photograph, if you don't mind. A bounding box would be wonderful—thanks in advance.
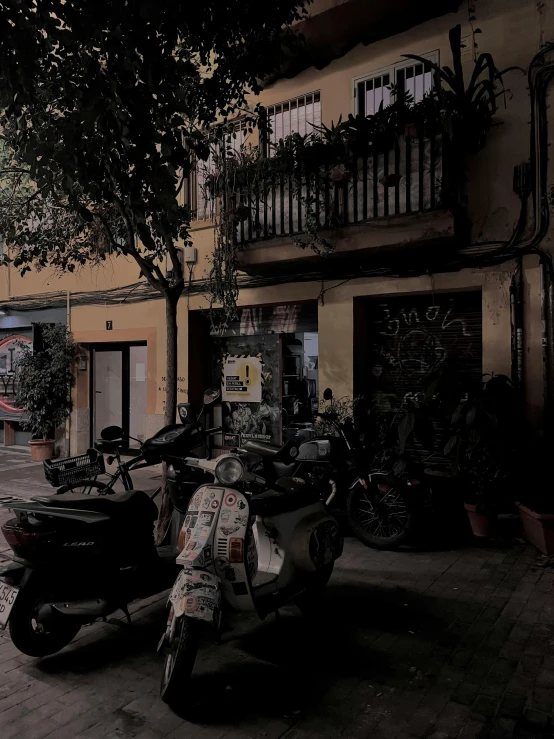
[0,0,309,533]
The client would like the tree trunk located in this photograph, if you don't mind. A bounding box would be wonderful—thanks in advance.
[155,292,179,544]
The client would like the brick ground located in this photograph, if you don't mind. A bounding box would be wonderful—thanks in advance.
[0,451,553,738]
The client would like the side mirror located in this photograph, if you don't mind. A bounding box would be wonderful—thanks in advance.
[323,388,333,401]
[203,388,221,406]
[101,425,124,441]
[177,403,191,423]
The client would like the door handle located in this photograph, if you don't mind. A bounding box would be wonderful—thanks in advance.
[95,391,102,394]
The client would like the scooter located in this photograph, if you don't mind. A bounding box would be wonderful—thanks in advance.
[157,451,343,711]
[0,391,221,658]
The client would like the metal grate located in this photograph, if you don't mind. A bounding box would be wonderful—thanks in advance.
[265,91,321,153]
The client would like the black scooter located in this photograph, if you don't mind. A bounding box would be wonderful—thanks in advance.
[0,390,220,658]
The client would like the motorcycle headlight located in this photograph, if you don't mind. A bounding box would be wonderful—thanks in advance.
[215,456,244,485]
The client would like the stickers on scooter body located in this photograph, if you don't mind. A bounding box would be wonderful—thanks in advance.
[170,567,220,622]
[177,486,225,566]
[214,489,254,611]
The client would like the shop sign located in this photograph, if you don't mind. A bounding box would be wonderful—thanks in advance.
[222,355,263,403]
[0,335,32,415]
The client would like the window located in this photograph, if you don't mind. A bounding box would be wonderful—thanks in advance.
[265,91,321,153]
[354,52,438,117]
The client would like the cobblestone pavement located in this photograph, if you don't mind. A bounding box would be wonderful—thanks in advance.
[0,451,553,738]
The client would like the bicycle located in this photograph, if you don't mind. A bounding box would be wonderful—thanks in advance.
[44,432,161,497]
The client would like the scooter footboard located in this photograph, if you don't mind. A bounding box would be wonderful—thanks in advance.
[169,568,220,624]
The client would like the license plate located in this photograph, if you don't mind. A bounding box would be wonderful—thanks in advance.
[0,582,19,629]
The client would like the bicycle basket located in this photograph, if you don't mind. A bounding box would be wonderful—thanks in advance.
[43,449,106,488]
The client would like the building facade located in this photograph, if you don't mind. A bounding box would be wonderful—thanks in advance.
[0,0,553,454]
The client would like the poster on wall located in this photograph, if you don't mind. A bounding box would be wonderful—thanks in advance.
[213,335,281,446]
[222,355,263,403]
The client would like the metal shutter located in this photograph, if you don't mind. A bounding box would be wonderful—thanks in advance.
[366,291,483,465]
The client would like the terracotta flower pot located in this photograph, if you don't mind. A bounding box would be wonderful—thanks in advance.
[464,502,491,538]
[29,439,55,462]
[517,503,554,555]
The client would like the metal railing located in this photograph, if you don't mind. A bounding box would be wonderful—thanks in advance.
[232,132,445,245]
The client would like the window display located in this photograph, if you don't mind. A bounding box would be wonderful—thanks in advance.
[210,302,318,448]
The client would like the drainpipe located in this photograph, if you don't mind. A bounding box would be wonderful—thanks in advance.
[65,290,71,457]
[537,251,554,438]
[515,260,525,401]
[510,274,518,389]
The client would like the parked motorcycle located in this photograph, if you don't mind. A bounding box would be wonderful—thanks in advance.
[158,450,343,710]
[241,389,416,550]
[0,390,221,658]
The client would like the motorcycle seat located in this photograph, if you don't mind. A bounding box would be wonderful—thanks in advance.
[242,439,281,457]
[250,478,319,516]
[37,490,158,521]
[94,439,125,454]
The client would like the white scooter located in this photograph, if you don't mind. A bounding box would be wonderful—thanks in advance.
[158,451,343,710]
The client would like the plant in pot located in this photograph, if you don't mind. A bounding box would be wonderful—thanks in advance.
[514,439,554,555]
[14,324,80,461]
[443,374,520,538]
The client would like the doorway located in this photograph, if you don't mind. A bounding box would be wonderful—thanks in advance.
[91,343,148,448]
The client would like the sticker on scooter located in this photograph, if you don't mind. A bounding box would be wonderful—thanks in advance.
[237,500,246,510]
[219,525,240,537]
[198,512,214,526]
[224,493,237,507]
[220,509,231,524]
[210,500,219,509]
[234,514,248,527]
[190,491,203,510]
[196,545,213,567]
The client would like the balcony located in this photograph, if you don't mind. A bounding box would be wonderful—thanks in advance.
[234,130,458,277]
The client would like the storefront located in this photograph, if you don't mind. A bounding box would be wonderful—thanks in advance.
[191,301,319,449]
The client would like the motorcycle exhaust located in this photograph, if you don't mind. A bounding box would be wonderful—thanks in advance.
[325,480,338,507]
[38,598,116,622]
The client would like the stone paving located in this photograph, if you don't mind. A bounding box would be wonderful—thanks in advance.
[0,450,553,738]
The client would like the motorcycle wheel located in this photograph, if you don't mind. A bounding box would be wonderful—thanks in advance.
[56,480,112,495]
[160,609,199,710]
[347,475,415,550]
[9,579,81,657]
[294,562,334,613]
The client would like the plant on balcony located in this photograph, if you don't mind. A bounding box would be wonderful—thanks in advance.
[403,24,523,210]
[208,24,520,324]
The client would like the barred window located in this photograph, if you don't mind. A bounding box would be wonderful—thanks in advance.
[354,52,438,117]
[265,91,321,153]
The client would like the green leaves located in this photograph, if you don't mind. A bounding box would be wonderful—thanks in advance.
[14,324,80,440]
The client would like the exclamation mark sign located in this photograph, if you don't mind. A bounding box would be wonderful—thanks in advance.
[245,364,250,386]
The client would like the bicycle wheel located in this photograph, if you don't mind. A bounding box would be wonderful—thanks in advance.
[56,480,112,495]
[347,475,415,550]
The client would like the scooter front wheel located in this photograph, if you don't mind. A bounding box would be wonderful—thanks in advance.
[160,609,199,711]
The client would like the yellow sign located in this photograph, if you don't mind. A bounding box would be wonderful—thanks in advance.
[222,355,263,403]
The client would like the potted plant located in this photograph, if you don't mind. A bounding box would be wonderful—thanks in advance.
[15,324,80,461]
[515,440,554,555]
[443,374,520,538]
